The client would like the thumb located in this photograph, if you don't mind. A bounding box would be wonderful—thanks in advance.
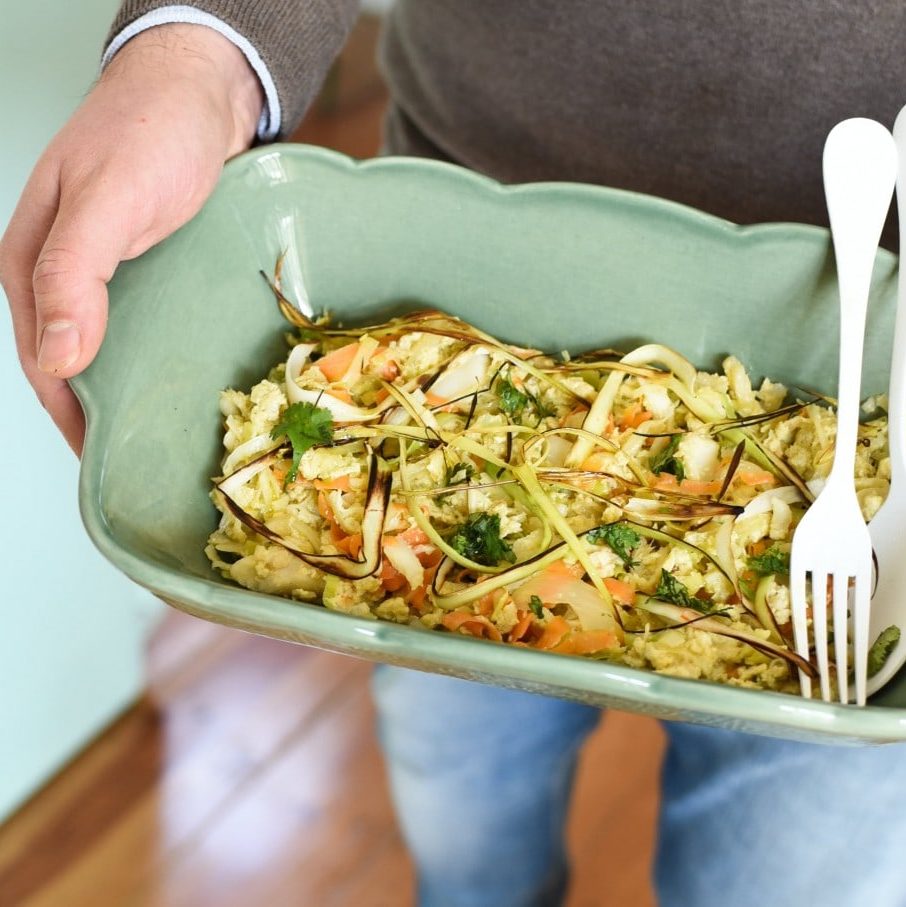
[33,184,135,378]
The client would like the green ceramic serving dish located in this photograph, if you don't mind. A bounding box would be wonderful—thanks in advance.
[73,144,906,745]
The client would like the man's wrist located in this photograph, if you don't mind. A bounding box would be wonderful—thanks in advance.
[102,23,264,154]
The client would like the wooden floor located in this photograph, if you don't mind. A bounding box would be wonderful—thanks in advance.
[0,83,665,907]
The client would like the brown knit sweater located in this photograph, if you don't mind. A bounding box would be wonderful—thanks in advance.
[108,1,906,240]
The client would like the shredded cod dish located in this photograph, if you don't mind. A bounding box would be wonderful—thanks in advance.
[207,279,898,694]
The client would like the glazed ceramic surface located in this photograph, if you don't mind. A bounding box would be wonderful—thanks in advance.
[72,144,906,744]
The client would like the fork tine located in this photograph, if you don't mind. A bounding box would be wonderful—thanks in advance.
[790,565,812,698]
[852,571,872,706]
[812,572,831,702]
[832,573,850,704]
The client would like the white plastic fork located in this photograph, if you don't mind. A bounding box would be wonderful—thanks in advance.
[866,105,906,697]
[790,118,897,705]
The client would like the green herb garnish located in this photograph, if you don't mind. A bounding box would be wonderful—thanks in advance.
[447,513,516,566]
[496,376,529,420]
[747,546,790,577]
[271,401,334,484]
[649,434,685,480]
[496,373,554,424]
[654,569,709,612]
[868,626,901,678]
[587,523,641,568]
[529,595,545,619]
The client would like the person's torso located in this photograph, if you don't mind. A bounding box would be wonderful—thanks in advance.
[380,0,906,239]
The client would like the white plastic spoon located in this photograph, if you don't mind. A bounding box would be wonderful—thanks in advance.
[866,105,906,697]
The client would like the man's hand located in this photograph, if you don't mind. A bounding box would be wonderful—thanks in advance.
[0,24,264,454]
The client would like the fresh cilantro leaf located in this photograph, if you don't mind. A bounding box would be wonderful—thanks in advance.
[271,402,334,484]
[649,434,685,480]
[747,546,790,577]
[447,513,516,566]
[496,376,529,420]
[654,569,712,613]
[529,595,545,619]
[868,626,901,678]
[495,371,555,425]
[587,523,641,568]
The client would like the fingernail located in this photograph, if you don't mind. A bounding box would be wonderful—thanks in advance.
[38,321,81,374]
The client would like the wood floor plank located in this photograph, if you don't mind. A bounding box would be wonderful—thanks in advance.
[0,697,165,888]
[14,632,368,907]
[126,683,411,907]
[146,612,238,687]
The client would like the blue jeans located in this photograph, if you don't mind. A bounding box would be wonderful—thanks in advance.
[372,666,906,907]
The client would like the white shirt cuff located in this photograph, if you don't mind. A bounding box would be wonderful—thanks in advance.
[102,5,281,141]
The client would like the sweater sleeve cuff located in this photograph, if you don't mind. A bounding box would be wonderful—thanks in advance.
[102,5,280,141]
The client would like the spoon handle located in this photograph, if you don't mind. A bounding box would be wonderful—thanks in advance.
[823,118,897,487]
[888,108,906,478]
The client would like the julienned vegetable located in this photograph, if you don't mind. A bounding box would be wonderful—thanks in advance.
[206,265,893,696]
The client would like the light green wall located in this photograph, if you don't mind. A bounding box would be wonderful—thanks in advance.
[0,0,163,822]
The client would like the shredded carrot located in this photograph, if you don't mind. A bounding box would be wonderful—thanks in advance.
[334,532,362,558]
[326,388,355,405]
[653,473,680,490]
[417,547,443,568]
[580,453,608,471]
[654,474,720,495]
[737,469,776,486]
[678,479,722,495]
[380,557,407,592]
[408,585,427,609]
[603,577,636,605]
[553,629,620,655]
[424,391,447,407]
[547,559,585,579]
[398,527,441,567]
[509,610,534,642]
[534,616,571,650]
[313,475,352,492]
[442,612,503,642]
[317,342,360,382]
[477,592,498,617]
[317,491,334,524]
[618,401,654,429]
[401,527,431,547]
